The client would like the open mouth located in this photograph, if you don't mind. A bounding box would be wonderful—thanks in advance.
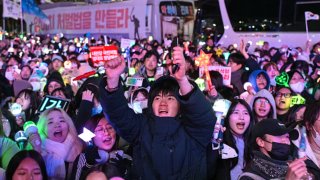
[159,109,168,115]
[258,108,266,113]
[103,137,112,145]
[280,100,286,104]
[236,122,245,130]
[54,130,63,138]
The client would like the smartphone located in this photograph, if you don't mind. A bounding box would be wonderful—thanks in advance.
[245,43,250,52]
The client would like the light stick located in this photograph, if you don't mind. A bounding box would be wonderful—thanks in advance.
[195,49,213,90]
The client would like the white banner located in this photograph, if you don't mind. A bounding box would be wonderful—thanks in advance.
[120,38,135,49]
[199,66,232,86]
[24,0,147,39]
[3,0,22,20]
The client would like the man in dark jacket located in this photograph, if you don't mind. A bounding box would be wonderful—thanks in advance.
[99,47,215,179]
[239,119,317,180]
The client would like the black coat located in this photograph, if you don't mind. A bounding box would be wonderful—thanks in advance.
[99,80,215,180]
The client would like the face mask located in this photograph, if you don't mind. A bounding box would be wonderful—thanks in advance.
[5,71,14,81]
[69,45,76,52]
[92,104,103,116]
[270,77,276,86]
[157,49,164,55]
[130,100,148,114]
[290,82,305,93]
[311,126,320,148]
[30,82,41,91]
[266,141,291,161]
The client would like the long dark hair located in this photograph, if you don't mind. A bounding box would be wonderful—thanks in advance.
[6,150,48,180]
[16,89,40,121]
[303,101,320,136]
[223,99,255,169]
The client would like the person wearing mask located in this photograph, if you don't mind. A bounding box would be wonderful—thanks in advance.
[287,70,315,104]
[239,119,310,179]
[263,62,279,86]
[99,47,215,179]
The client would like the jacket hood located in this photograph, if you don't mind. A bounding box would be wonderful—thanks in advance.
[248,70,270,92]
[249,89,277,119]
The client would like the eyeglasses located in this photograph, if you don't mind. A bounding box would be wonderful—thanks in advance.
[275,92,291,98]
[255,99,270,104]
[94,126,115,135]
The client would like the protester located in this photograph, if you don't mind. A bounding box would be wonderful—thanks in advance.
[291,101,320,177]
[239,118,309,179]
[0,109,19,173]
[71,113,132,180]
[1,31,320,179]
[33,108,83,179]
[5,150,48,180]
[274,86,293,123]
[249,89,277,122]
[100,46,215,179]
[209,99,254,180]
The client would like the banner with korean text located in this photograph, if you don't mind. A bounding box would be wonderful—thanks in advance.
[24,0,147,39]
[199,66,232,86]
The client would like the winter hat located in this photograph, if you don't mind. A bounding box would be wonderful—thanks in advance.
[43,71,65,94]
[287,70,305,84]
[13,80,32,97]
[248,70,270,92]
[52,55,64,62]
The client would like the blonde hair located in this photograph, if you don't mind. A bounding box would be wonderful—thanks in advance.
[37,108,83,149]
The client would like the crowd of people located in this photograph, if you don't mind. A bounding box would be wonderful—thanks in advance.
[0,33,320,180]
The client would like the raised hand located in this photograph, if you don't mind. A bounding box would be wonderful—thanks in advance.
[171,46,186,81]
[82,90,94,102]
[104,56,126,89]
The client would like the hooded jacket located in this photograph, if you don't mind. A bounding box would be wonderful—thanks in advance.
[99,77,215,180]
[249,89,277,120]
[248,70,270,93]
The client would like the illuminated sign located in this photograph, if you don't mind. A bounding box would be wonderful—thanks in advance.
[159,2,194,17]
[38,95,70,113]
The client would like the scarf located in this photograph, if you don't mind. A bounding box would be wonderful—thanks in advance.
[42,134,81,180]
[250,151,288,179]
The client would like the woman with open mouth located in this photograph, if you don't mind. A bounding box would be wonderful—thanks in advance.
[71,113,132,180]
[211,99,255,180]
[34,108,83,180]
[250,89,277,122]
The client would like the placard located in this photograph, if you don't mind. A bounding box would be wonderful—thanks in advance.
[120,38,135,49]
[89,45,119,63]
[38,95,70,113]
[199,66,231,86]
